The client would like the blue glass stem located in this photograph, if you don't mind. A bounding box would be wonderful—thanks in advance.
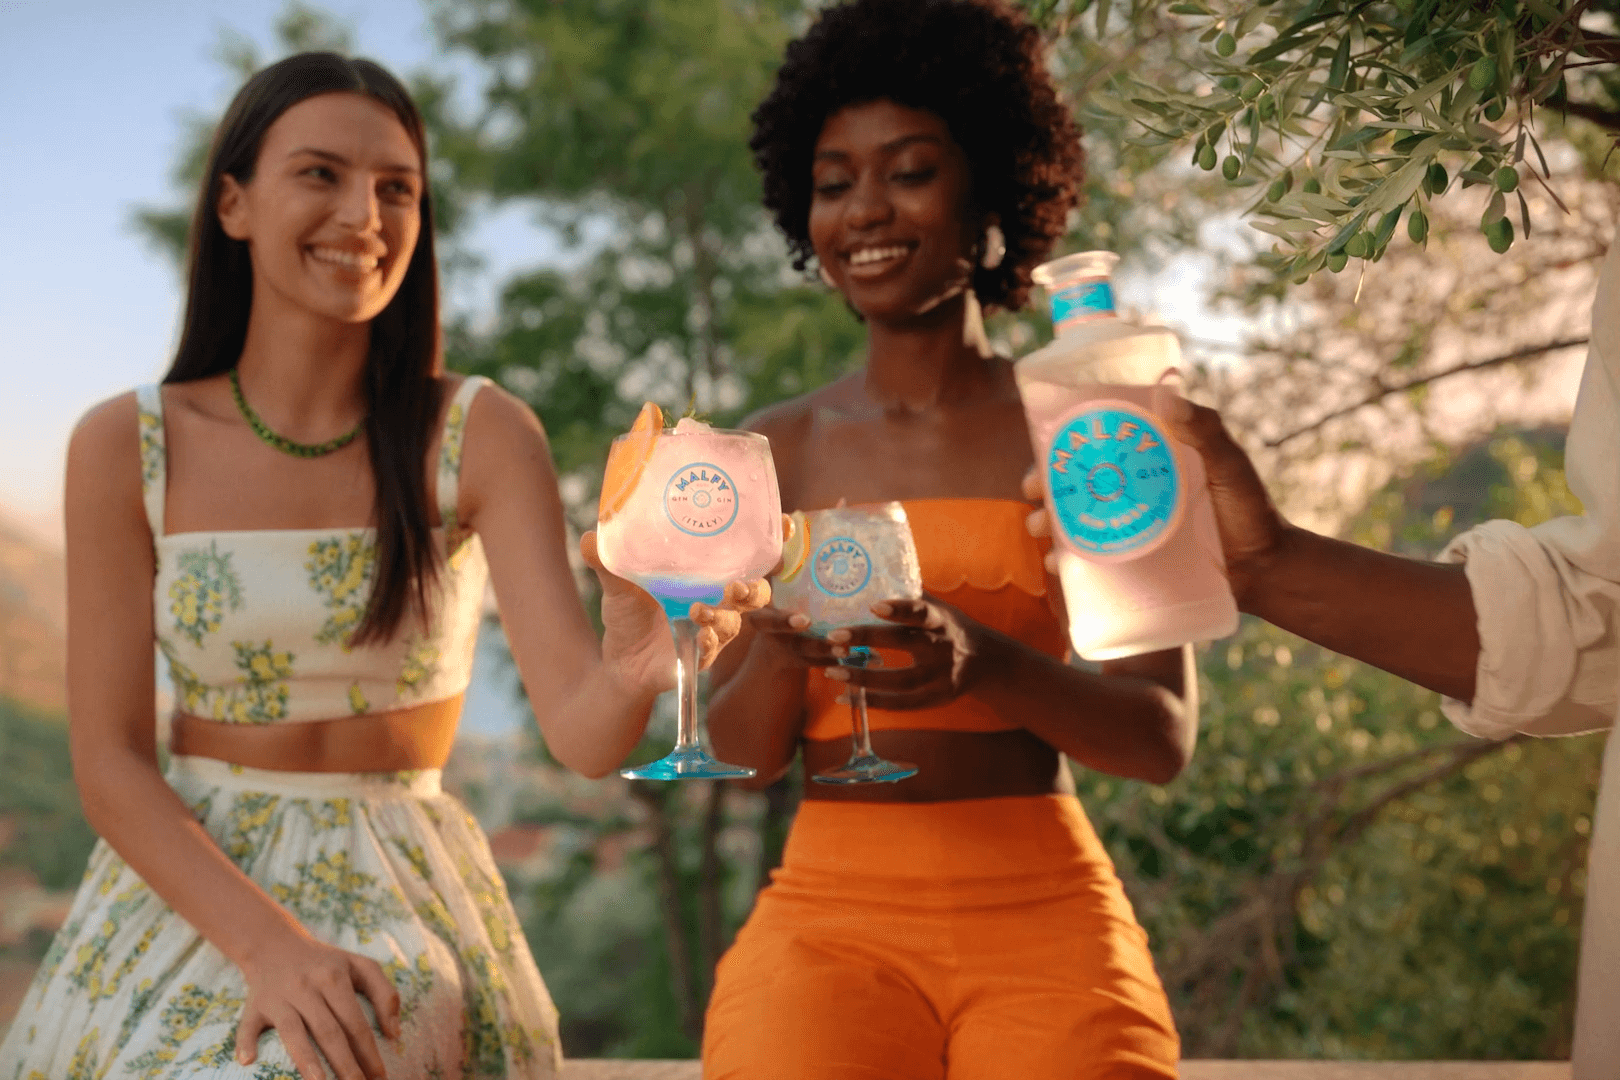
[671,616,703,755]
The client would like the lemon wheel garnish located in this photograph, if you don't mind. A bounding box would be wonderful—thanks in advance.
[599,402,663,522]
[777,510,810,582]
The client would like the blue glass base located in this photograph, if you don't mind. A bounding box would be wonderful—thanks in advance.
[620,745,758,781]
[811,754,918,785]
[645,580,726,621]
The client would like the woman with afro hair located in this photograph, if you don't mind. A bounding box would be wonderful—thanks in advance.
[702,0,1188,1075]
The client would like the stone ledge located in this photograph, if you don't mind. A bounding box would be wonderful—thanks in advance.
[560,1062,1570,1079]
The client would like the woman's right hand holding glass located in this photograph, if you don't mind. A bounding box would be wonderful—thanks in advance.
[235,929,401,1080]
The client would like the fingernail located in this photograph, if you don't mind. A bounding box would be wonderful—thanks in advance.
[871,602,893,616]
[824,668,848,681]
[828,629,850,642]
[789,614,809,629]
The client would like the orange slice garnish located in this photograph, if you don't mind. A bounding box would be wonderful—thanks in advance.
[599,402,663,522]
[777,510,810,582]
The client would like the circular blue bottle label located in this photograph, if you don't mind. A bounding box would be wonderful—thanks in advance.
[1044,401,1182,560]
[811,536,873,598]
[663,462,739,537]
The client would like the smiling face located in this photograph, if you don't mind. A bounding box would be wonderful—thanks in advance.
[217,91,423,326]
[808,99,982,325]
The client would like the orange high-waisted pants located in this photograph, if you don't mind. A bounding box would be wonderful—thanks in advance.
[702,795,1179,1079]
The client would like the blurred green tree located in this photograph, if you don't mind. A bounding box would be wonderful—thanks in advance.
[1030,0,1620,281]
[0,698,96,900]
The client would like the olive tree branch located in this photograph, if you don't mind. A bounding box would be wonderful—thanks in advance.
[1264,337,1590,449]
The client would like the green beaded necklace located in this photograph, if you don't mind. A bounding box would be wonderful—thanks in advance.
[229,368,366,458]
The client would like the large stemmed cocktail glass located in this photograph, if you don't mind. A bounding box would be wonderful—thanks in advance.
[772,502,922,785]
[597,405,783,780]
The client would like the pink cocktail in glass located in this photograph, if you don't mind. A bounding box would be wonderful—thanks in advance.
[597,413,783,779]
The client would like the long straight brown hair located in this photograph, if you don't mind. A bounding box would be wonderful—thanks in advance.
[164,52,442,646]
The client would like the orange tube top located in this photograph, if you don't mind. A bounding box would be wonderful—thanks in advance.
[801,499,1067,741]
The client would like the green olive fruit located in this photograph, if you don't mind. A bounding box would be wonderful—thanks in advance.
[1408,209,1429,244]
[1484,216,1514,253]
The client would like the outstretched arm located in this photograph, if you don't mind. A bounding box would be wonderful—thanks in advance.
[461,386,764,779]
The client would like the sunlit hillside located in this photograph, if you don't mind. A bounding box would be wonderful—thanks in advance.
[0,512,65,716]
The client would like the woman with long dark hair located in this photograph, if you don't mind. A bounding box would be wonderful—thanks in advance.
[0,53,763,1080]
[702,1,1188,1075]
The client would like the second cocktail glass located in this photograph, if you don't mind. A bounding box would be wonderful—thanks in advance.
[597,405,783,780]
[772,502,922,785]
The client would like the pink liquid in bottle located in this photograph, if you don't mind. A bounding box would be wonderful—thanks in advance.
[1015,251,1238,660]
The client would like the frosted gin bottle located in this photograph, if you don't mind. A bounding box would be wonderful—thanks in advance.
[1015,251,1238,660]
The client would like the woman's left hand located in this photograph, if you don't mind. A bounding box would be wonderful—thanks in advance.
[578,530,771,695]
[821,596,989,710]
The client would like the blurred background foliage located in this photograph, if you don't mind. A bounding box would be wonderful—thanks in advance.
[90,0,1614,1060]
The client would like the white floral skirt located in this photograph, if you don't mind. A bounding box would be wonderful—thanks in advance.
[0,757,560,1079]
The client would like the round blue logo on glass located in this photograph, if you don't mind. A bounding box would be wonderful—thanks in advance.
[811,536,873,598]
[1045,401,1181,559]
[663,462,739,537]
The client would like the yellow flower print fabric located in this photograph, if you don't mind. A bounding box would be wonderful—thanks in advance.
[168,542,243,647]
[438,398,470,535]
[137,377,491,726]
[0,378,558,1076]
[306,533,376,647]
[0,741,560,1078]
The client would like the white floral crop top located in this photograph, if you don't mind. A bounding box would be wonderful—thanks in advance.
[140,376,491,725]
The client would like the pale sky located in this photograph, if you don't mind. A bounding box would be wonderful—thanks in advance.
[0,0,559,549]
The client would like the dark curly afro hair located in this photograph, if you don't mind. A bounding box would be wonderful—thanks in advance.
[750,0,1084,313]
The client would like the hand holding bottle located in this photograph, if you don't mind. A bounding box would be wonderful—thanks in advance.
[1023,392,1288,609]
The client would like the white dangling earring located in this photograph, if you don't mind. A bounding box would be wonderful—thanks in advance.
[980,223,1005,270]
[962,288,990,354]
[819,262,837,288]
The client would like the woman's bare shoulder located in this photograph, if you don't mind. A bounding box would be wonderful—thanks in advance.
[66,391,147,530]
[741,377,863,508]
[742,374,861,445]
[70,390,141,458]
[454,375,546,445]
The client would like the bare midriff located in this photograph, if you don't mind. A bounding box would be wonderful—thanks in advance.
[168,694,465,773]
[801,729,1070,803]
